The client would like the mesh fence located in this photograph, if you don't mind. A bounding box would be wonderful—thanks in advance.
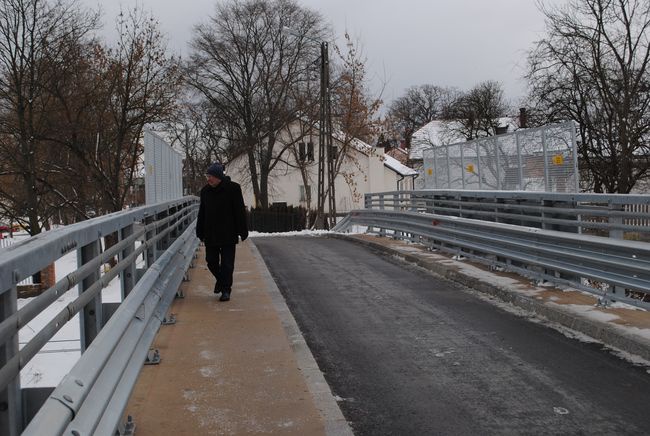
[144,130,183,204]
[422,121,578,192]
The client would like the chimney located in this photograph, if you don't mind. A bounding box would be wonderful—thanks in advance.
[519,107,528,129]
[369,138,385,193]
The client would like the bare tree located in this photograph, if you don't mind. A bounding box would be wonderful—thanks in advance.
[97,7,181,213]
[445,80,510,140]
[186,0,328,209]
[526,0,650,193]
[164,101,230,196]
[44,6,182,216]
[387,84,460,148]
[0,0,99,234]
[328,32,383,221]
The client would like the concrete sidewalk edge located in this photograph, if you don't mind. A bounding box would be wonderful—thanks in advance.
[249,240,354,436]
[329,233,650,363]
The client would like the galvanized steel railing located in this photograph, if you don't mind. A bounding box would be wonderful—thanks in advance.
[363,190,650,238]
[335,190,650,310]
[0,197,199,435]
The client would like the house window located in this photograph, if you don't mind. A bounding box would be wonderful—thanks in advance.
[299,142,306,161]
[307,142,314,161]
[299,185,311,202]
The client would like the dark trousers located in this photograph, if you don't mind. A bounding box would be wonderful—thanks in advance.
[205,244,236,293]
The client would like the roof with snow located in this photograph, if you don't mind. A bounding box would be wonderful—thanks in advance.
[409,117,519,161]
[333,132,417,177]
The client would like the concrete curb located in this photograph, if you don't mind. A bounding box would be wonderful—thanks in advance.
[248,240,354,436]
[330,233,650,363]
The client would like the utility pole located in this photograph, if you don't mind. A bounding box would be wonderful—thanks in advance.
[283,27,334,229]
[317,41,335,229]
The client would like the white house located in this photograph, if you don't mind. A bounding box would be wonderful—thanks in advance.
[228,121,418,212]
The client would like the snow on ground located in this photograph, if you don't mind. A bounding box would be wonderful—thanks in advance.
[249,229,333,238]
[11,231,139,388]
[248,225,367,238]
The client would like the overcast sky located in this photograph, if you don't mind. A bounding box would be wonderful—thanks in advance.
[82,0,565,109]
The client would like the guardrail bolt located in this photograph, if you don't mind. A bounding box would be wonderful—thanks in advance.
[162,313,177,325]
[63,394,73,403]
[145,349,161,365]
[121,414,136,435]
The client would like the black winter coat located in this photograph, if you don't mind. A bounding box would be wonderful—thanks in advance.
[196,177,248,246]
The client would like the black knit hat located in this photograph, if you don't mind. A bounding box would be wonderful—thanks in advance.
[206,162,225,179]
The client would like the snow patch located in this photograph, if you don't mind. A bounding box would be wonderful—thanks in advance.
[199,350,216,360]
[553,407,570,415]
[560,304,621,323]
[250,229,332,237]
[199,366,218,378]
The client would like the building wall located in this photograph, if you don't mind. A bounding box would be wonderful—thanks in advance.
[228,126,413,211]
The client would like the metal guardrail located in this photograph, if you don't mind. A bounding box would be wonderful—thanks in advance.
[334,190,650,310]
[0,197,199,435]
[363,190,650,238]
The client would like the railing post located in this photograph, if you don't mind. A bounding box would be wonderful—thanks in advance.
[607,201,625,303]
[608,202,624,240]
[78,239,103,352]
[0,285,22,436]
[541,199,553,231]
[120,223,136,299]
[157,208,170,252]
[144,214,156,267]
[180,201,189,233]
[169,204,179,240]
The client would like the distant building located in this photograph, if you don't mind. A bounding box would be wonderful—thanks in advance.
[228,120,418,212]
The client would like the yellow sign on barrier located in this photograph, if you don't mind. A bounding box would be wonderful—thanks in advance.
[552,154,564,165]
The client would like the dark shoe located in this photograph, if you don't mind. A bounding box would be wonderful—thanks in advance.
[214,283,221,294]
[219,292,230,302]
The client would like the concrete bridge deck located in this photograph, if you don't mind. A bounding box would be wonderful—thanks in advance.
[125,240,352,435]
[123,233,650,435]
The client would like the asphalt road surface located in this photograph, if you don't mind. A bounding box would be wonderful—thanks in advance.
[253,236,650,436]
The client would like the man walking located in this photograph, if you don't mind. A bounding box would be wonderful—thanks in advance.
[196,163,248,301]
